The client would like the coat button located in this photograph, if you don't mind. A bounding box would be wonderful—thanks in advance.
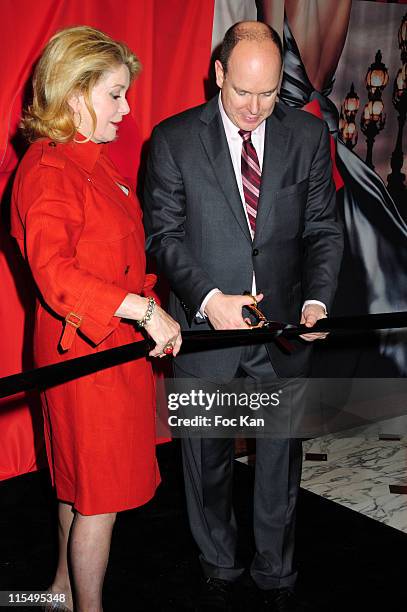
[124,265,130,275]
[252,248,259,256]
[48,141,57,147]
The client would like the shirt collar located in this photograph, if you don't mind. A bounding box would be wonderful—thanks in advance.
[218,92,265,141]
[58,135,107,173]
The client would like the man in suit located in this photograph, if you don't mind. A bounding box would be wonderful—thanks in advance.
[145,21,343,612]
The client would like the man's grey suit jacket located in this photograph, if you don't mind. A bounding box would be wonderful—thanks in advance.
[144,96,343,382]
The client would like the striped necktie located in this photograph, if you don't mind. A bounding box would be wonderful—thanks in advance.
[239,129,261,235]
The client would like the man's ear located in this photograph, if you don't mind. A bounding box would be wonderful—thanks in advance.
[277,62,284,96]
[214,59,225,89]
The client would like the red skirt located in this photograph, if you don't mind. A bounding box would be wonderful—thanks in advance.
[39,321,160,516]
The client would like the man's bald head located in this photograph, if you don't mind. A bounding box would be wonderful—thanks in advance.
[219,21,283,74]
[215,21,282,132]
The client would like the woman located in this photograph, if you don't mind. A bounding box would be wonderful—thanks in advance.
[10,26,181,612]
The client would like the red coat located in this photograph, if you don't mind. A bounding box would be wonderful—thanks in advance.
[11,138,160,515]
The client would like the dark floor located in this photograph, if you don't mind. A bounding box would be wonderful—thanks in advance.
[1,441,406,611]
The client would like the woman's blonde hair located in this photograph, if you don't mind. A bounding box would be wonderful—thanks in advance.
[21,25,141,142]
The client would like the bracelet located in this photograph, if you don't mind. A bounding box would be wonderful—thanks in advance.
[136,296,156,327]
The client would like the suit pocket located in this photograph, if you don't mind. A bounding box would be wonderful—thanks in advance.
[268,181,307,239]
[274,178,308,200]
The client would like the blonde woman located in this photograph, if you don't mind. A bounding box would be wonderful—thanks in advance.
[11,26,181,612]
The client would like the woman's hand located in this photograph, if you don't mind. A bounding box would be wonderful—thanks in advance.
[145,305,182,357]
[115,293,182,357]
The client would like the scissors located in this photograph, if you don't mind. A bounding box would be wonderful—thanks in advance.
[243,293,296,353]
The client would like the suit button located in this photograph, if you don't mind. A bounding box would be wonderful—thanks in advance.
[48,141,57,147]
[252,248,259,256]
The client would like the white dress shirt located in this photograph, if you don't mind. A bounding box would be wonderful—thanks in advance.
[199,94,326,318]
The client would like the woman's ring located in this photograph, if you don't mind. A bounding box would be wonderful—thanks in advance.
[163,342,174,355]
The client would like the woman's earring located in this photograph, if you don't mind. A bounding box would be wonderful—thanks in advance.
[74,111,81,129]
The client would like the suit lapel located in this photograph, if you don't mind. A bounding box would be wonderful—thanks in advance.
[254,105,290,245]
[199,100,252,244]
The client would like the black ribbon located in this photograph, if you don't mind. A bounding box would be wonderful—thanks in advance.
[1,311,406,400]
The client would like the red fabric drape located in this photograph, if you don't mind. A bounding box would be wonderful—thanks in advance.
[0,0,215,480]
[302,100,344,191]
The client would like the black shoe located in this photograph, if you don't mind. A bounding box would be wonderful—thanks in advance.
[195,577,235,611]
[262,587,312,612]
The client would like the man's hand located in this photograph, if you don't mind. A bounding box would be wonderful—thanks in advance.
[205,292,264,330]
[300,304,328,342]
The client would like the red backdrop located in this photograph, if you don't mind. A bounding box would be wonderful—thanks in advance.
[0,0,215,480]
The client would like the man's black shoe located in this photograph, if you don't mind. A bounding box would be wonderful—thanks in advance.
[262,587,312,612]
[195,577,235,611]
